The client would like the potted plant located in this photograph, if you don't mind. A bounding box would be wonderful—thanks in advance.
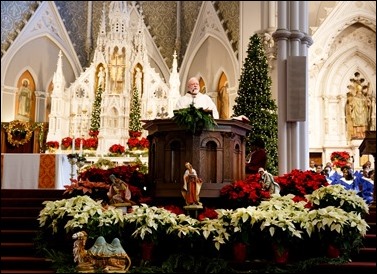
[63,178,110,202]
[251,194,308,263]
[123,204,181,261]
[123,204,179,243]
[108,144,125,156]
[306,184,369,215]
[330,151,351,169]
[45,141,59,153]
[219,174,271,209]
[275,169,329,201]
[301,205,369,258]
[38,195,124,237]
[196,208,231,251]
[61,136,73,150]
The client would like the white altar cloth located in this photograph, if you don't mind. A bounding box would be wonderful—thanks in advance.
[1,153,72,189]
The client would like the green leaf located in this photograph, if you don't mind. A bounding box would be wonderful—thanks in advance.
[173,104,217,134]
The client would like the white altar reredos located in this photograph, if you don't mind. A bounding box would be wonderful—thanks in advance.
[46,2,180,155]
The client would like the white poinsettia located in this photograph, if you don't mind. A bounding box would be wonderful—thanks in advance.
[306,184,369,214]
[38,195,124,234]
[301,206,369,237]
[252,195,308,241]
[123,204,179,241]
[166,213,201,238]
[198,209,232,251]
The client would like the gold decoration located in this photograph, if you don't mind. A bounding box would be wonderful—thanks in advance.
[6,120,33,147]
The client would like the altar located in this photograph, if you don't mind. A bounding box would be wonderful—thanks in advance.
[1,153,71,189]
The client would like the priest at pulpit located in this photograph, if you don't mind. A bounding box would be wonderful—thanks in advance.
[175,77,219,119]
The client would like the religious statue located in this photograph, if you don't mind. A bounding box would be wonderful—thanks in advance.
[345,72,374,139]
[110,47,125,93]
[217,81,229,119]
[134,67,143,97]
[107,174,133,205]
[18,79,32,118]
[97,66,105,89]
[181,162,203,206]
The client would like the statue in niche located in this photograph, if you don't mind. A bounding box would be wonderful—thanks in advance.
[17,79,32,118]
[345,72,372,139]
[218,81,230,119]
[134,67,143,97]
[110,47,125,93]
[97,66,105,89]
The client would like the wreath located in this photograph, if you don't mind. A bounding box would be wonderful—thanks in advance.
[6,120,33,147]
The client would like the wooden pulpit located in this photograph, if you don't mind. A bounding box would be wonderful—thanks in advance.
[143,119,251,198]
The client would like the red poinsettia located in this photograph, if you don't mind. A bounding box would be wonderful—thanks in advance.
[129,130,142,138]
[330,151,350,168]
[77,164,148,204]
[220,174,270,209]
[109,144,125,154]
[162,205,185,215]
[127,137,139,149]
[84,137,98,149]
[139,137,150,149]
[198,207,218,221]
[63,179,110,196]
[275,169,328,201]
[46,141,59,149]
[75,138,84,148]
[127,136,149,149]
[61,137,73,149]
[89,129,99,137]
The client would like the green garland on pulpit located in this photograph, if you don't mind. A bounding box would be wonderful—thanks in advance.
[172,103,217,134]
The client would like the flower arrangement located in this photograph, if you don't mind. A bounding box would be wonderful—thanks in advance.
[129,130,142,138]
[77,163,149,204]
[275,169,328,201]
[166,210,201,241]
[63,178,110,201]
[305,184,369,215]
[252,194,308,247]
[84,137,98,149]
[226,206,256,244]
[36,192,371,272]
[38,195,124,235]
[330,151,350,168]
[138,137,149,149]
[75,137,84,148]
[61,136,73,149]
[123,204,181,243]
[127,137,149,150]
[89,129,99,137]
[109,144,125,155]
[219,174,270,209]
[197,209,231,251]
[46,141,59,149]
[301,206,369,256]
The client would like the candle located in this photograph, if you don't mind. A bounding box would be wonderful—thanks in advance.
[72,136,75,153]
[79,139,83,156]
